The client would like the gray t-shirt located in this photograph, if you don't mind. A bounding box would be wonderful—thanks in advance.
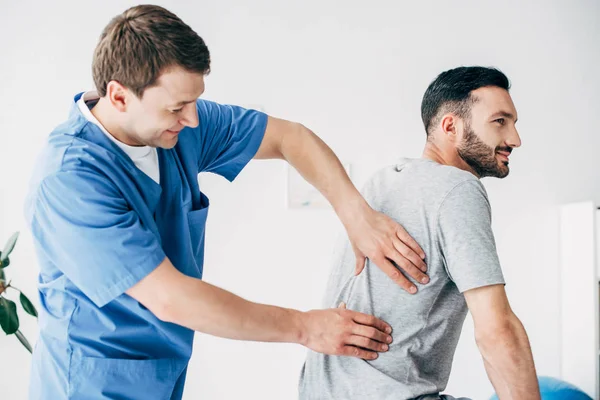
[298,158,505,400]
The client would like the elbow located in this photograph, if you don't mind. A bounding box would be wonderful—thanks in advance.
[148,276,199,325]
[290,121,310,135]
[297,123,312,135]
[475,314,522,353]
[279,122,313,155]
[125,257,187,324]
[147,291,180,324]
[152,301,175,323]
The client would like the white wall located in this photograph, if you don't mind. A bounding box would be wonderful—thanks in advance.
[1,0,599,399]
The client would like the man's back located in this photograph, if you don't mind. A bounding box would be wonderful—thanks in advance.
[299,158,505,400]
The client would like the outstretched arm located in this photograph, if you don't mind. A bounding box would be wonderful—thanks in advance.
[254,116,429,293]
[126,256,393,360]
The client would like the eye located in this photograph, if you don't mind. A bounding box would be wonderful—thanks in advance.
[494,118,505,125]
[171,107,183,113]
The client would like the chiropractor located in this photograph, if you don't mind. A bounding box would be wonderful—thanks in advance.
[24,5,429,400]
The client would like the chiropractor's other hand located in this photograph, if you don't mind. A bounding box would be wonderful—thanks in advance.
[343,202,428,294]
[301,303,392,360]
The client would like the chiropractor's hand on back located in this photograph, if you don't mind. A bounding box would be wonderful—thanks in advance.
[301,302,392,360]
[128,258,393,360]
[342,201,429,294]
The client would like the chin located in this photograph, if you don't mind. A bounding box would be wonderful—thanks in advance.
[156,137,179,149]
[497,164,510,178]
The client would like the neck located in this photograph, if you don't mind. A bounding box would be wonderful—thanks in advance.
[90,98,143,147]
[422,139,480,178]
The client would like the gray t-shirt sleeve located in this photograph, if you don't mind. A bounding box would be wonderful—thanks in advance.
[436,179,505,293]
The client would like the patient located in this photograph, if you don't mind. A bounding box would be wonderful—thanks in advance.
[299,66,540,400]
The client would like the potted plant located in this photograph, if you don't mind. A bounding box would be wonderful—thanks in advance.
[0,232,38,353]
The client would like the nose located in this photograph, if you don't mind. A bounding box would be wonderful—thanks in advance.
[507,126,522,149]
[179,102,199,129]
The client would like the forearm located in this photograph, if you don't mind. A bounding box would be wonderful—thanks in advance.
[255,117,427,290]
[476,314,540,400]
[483,359,509,399]
[127,258,392,359]
[159,275,306,345]
[279,123,367,219]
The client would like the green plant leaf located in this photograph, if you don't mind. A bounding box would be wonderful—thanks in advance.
[0,297,20,334]
[0,257,10,269]
[0,268,5,282]
[20,292,38,318]
[15,329,33,353]
[1,232,19,261]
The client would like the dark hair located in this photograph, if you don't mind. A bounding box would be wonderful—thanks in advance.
[92,4,211,98]
[421,66,510,136]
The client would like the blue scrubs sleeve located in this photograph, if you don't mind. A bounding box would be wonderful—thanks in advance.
[31,170,166,308]
[195,99,268,181]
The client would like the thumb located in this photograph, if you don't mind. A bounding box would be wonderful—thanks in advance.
[338,302,347,309]
[354,251,367,276]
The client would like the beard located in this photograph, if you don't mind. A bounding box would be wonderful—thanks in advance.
[457,124,511,178]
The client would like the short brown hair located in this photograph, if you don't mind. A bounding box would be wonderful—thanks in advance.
[92,5,210,98]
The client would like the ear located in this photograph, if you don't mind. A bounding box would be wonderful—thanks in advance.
[440,114,461,143]
[106,81,129,112]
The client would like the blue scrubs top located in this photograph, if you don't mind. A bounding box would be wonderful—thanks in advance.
[24,92,267,399]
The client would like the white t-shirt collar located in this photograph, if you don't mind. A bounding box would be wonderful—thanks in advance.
[77,91,153,160]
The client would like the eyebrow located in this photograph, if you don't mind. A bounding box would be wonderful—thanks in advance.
[171,99,196,107]
[491,111,518,123]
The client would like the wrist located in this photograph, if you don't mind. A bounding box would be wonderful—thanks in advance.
[291,309,309,347]
[335,192,370,227]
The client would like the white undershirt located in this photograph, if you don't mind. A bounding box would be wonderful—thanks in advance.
[77,91,160,184]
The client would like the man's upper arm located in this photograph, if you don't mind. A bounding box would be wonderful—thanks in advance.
[464,284,512,332]
[437,179,505,293]
[126,256,187,320]
[253,116,303,160]
[195,99,268,181]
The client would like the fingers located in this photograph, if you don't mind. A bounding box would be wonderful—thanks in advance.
[374,256,418,294]
[387,243,429,285]
[396,225,425,260]
[350,310,392,335]
[347,334,389,353]
[392,239,427,273]
[350,320,393,344]
[341,345,379,360]
[338,302,347,309]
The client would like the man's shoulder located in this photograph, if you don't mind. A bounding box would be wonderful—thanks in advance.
[366,158,482,196]
[411,159,480,188]
[406,160,486,204]
[34,120,112,178]
[26,118,124,215]
[437,174,491,223]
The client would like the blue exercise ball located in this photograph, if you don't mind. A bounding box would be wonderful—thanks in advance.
[489,376,592,400]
